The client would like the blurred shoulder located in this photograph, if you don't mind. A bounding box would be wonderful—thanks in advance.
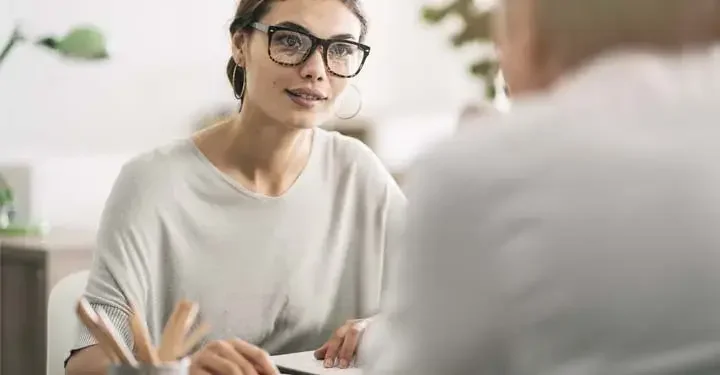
[410,101,558,189]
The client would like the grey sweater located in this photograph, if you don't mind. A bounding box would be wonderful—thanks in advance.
[70,128,405,358]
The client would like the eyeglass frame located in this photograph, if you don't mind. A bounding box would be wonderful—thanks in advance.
[233,21,371,78]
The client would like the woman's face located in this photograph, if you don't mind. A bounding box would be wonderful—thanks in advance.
[232,0,364,128]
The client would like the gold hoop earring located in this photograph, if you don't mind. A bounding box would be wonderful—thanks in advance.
[335,83,362,120]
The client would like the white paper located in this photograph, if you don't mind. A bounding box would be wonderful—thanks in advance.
[271,351,363,375]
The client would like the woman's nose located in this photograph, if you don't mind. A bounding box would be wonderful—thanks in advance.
[299,49,328,81]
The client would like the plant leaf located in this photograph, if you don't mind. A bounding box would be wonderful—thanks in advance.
[421,0,501,97]
[470,59,498,78]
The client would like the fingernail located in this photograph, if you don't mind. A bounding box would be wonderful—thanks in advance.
[340,359,349,368]
[324,359,333,367]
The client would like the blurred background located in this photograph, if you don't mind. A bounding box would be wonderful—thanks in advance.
[0,0,506,231]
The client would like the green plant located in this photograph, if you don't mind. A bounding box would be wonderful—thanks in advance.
[0,24,109,70]
[422,0,499,99]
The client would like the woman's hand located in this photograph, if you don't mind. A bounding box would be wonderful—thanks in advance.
[190,339,279,375]
[314,318,371,368]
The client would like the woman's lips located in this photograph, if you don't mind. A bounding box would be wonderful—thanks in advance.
[285,88,327,109]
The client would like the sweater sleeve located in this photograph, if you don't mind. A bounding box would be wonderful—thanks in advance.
[66,159,160,363]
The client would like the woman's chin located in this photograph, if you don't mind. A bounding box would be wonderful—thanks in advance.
[282,111,329,129]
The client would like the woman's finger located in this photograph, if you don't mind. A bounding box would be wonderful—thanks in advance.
[231,339,278,375]
[211,340,259,375]
[229,353,259,375]
[322,333,345,368]
[313,342,329,360]
[194,350,242,375]
[337,324,362,368]
[188,368,213,375]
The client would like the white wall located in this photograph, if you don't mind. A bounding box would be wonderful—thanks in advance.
[0,0,485,155]
[0,0,488,229]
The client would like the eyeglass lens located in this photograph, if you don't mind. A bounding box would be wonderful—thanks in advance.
[269,29,364,76]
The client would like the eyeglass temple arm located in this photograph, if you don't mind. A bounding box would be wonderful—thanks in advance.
[250,22,269,33]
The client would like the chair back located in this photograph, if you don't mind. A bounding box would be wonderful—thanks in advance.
[46,270,89,375]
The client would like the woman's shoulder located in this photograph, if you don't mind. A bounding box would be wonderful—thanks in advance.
[316,128,401,199]
[112,139,197,196]
[318,128,385,174]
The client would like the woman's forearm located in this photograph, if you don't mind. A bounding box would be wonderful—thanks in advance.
[64,345,112,375]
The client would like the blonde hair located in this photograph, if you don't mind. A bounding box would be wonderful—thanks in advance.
[520,0,720,65]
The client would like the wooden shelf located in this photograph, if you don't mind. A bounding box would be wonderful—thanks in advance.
[0,229,96,375]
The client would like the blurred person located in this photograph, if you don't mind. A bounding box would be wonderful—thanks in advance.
[64,0,405,374]
[363,0,720,374]
[457,100,499,131]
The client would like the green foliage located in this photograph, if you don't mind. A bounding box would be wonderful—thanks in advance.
[421,0,499,99]
[0,188,12,206]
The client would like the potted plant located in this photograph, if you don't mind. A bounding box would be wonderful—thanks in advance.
[421,0,501,99]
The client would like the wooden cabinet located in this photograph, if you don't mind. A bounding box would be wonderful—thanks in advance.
[0,231,95,375]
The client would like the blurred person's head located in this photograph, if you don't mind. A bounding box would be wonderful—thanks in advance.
[226,0,370,129]
[493,0,720,96]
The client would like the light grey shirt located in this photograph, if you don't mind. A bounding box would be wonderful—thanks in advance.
[70,128,405,358]
[364,46,720,375]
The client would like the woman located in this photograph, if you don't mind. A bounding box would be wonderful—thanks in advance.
[64,0,405,374]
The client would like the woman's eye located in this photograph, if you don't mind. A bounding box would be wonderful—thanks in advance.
[329,44,354,57]
[280,35,302,48]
